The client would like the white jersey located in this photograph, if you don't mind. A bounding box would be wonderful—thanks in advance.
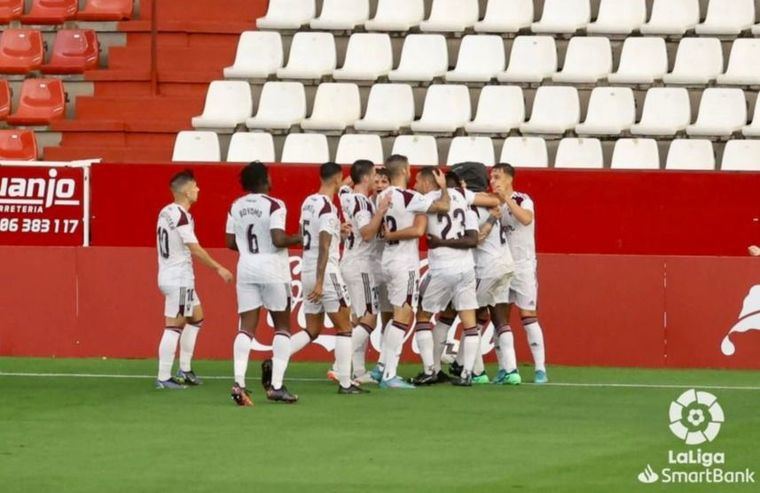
[339,187,376,271]
[225,193,291,284]
[502,191,536,266]
[425,188,477,272]
[156,203,198,286]
[379,186,433,269]
[300,193,341,274]
[471,205,514,278]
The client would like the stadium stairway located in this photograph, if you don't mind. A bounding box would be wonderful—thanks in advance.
[43,0,267,162]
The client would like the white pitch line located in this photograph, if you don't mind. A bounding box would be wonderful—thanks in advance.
[0,372,759,391]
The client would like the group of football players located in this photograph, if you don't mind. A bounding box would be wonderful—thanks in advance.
[154,155,547,406]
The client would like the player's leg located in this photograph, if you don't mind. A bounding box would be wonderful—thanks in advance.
[260,282,298,402]
[491,302,521,386]
[512,266,547,383]
[231,307,258,406]
[176,297,203,385]
[290,273,324,355]
[328,306,368,394]
[156,285,188,389]
[344,271,378,383]
[352,311,377,383]
[471,307,490,384]
[370,309,393,383]
[433,308,455,381]
[450,271,480,386]
[411,309,436,385]
[379,267,418,389]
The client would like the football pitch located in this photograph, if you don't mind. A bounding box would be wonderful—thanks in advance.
[1,358,758,493]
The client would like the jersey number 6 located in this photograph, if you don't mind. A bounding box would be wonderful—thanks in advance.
[246,224,259,254]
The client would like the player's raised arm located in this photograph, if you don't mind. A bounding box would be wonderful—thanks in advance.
[360,194,390,241]
[478,207,501,244]
[425,169,450,214]
[187,243,233,283]
[500,191,534,226]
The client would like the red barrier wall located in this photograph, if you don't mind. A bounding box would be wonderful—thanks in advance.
[2,246,758,369]
[91,163,760,256]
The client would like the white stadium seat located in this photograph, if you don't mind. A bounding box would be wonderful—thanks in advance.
[575,87,636,136]
[246,82,306,130]
[554,138,604,169]
[500,137,548,168]
[520,86,580,135]
[257,0,315,30]
[353,84,415,133]
[419,0,479,33]
[223,31,283,79]
[300,83,361,131]
[754,23,760,36]
[410,84,471,133]
[281,133,330,163]
[445,35,505,83]
[687,88,747,137]
[388,34,448,83]
[717,39,760,86]
[531,0,590,34]
[662,38,723,85]
[742,100,760,137]
[695,0,754,36]
[552,37,612,84]
[640,0,700,35]
[392,135,439,165]
[611,138,660,169]
[474,0,534,34]
[665,139,716,170]
[226,132,276,163]
[497,36,557,83]
[721,140,760,171]
[631,88,691,137]
[465,85,525,135]
[191,81,252,130]
[365,0,424,32]
[172,131,221,162]
[310,0,369,30]
[335,134,384,164]
[586,0,647,35]
[607,37,668,84]
[333,33,393,82]
[447,137,495,166]
[276,32,336,80]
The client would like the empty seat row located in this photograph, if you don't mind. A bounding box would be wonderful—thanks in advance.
[192,80,760,138]
[172,130,760,172]
[0,0,132,24]
[0,129,38,160]
[257,0,760,36]
[0,78,65,125]
[225,31,760,87]
[0,29,100,74]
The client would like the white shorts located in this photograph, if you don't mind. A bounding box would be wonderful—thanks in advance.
[420,269,478,314]
[302,271,351,315]
[160,285,201,318]
[509,263,538,310]
[342,268,378,318]
[237,282,291,314]
[382,264,420,310]
[476,273,512,308]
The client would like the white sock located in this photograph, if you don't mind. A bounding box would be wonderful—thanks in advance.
[179,322,201,372]
[334,334,352,388]
[473,336,485,375]
[414,322,434,374]
[233,331,252,388]
[455,336,465,367]
[271,332,290,390]
[461,327,480,377]
[290,330,312,356]
[157,328,181,381]
[497,325,517,372]
[432,318,452,373]
[381,320,407,381]
[351,323,372,377]
[523,318,546,372]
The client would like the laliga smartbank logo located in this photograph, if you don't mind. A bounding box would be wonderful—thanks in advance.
[637,389,755,485]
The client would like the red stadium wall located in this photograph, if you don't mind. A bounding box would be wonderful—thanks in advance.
[1,246,759,369]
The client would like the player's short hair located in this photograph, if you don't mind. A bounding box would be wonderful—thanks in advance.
[240,161,269,193]
[350,160,374,184]
[384,154,409,179]
[492,162,516,178]
[416,166,439,184]
[445,171,462,188]
[320,161,343,181]
[375,167,390,180]
[170,169,195,192]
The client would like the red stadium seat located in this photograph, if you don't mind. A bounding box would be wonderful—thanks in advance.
[20,0,77,25]
[41,30,100,74]
[0,130,38,160]
[0,30,44,74]
[6,79,66,126]
[0,0,24,23]
[77,0,133,21]
[0,80,10,120]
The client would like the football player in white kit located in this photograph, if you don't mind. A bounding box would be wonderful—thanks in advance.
[290,162,367,394]
[226,162,301,406]
[155,170,233,389]
[490,163,548,384]
[375,156,451,389]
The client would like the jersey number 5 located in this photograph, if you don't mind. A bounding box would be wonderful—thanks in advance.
[302,220,312,250]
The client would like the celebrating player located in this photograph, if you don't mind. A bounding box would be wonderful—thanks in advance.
[155,170,233,389]
[226,162,301,406]
[490,163,548,384]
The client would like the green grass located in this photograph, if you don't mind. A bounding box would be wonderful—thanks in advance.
[1,358,759,493]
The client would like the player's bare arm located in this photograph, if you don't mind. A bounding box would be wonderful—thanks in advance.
[187,243,233,282]
[224,233,238,251]
[501,192,534,226]
[471,192,502,209]
[428,229,478,250]
[271,228,302,248]
[750,245,760,256]
[477,208,501,244]
[360,194,391,241]
[307,231,331,302]
[383,214,427,242]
